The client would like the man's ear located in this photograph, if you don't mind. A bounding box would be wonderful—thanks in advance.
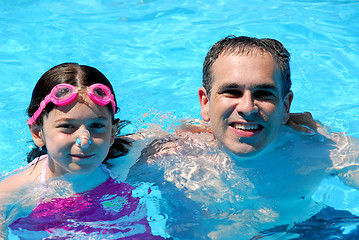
[198,87,210,122]
[282,90,294,124]
[111,119,120,145]
[29,124,45,147]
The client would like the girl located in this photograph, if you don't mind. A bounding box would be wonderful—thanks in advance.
[0,63,168,239]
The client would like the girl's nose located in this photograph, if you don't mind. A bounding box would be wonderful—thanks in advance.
[76,129,92,148]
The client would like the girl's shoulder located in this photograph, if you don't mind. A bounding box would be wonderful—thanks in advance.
[0,159,44,196]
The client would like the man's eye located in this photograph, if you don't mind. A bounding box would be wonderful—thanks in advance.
[222,89,243,97]
[254,90,275,99]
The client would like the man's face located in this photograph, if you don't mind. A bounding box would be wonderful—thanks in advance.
[199,51,293,158]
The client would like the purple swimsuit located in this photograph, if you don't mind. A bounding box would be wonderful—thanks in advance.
[9,156,167,239]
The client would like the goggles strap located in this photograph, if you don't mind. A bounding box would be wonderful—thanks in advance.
[27,83,116,125]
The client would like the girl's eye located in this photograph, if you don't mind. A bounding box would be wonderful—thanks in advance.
[58,124,74,129]
[89,122,107,133]
[90,123,105,129]
[57,124,76,133]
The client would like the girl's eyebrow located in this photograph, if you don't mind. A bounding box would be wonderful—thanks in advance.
[54,116,108,123]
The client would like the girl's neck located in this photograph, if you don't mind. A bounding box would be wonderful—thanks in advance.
[61,167,110,193]
[42,156,110,193]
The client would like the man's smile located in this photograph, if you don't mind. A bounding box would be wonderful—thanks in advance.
[231,123,262,131]
[230,122,264,138]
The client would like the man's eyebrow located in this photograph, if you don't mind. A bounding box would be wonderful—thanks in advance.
[218,83,279,92]
[255,84,279,93]
[217,83,244,92]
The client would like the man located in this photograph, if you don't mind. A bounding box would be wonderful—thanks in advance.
[198,36,293,158]
[127,36,359,239]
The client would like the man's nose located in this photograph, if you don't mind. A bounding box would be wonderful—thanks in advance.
[236,91,258,116]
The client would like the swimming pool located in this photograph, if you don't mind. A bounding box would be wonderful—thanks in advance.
[0,0,358,238]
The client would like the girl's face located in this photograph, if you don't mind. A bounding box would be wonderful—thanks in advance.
[33,94,117,177]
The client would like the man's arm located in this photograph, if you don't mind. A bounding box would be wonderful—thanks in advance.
[329,134,359,189]
[289,115,359,190]
[289,114,359,189]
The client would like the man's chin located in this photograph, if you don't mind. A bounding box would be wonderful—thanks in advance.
[230,150,261,159]
[220,143,262,159]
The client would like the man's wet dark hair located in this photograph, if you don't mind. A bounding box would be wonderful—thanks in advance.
[202,35,291,98]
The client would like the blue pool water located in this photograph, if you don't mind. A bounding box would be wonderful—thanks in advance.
[0,0,359,239]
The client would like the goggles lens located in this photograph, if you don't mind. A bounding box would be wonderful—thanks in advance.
[50,84,77,106]
[55,86,72,99]
[27,83,116,125]
[87,84,116,114]
[93,87,107,98]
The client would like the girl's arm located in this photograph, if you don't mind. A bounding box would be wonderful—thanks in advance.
[0,165,41,239]
[0,177,16,240]
[0,167,37,194]
[0,212,9,240]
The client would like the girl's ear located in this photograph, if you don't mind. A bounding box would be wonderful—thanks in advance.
[29,124,45,147]
[111,119,120,145]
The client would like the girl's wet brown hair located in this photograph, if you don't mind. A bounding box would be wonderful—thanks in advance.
[27,63,132,163]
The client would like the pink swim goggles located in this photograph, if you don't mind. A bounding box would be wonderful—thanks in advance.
[27,83,116,125]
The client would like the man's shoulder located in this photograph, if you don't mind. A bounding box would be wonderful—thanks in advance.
[269,126,336,168]
[278,126,336,149]
[278,127,359,174]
